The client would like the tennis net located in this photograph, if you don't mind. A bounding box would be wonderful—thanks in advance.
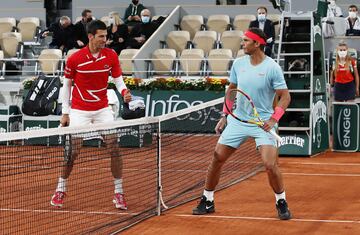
[0,98,263,234]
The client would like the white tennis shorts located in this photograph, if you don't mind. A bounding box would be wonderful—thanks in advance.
[69,107,114,127]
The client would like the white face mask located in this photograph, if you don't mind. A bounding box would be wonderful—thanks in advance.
[349,11,358,19]
[338,50,347,58]
[329,0,336,7]
[109,18,115,25]
[257,14,266,22]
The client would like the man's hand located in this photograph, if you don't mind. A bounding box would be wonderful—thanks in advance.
[60,114,70,127]
[133,15,141,21]
[42,31,49,38]
[123,90,132,103]
[106,39,113,45]
[262,118,277,132]
[134,36,145,43]
[215,116,227,134]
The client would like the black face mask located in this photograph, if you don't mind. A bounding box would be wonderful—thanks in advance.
[86,17,92,23]
[132,0,139,5]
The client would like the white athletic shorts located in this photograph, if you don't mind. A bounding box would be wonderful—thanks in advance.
[69,107,114,127]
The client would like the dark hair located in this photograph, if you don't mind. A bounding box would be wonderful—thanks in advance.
[248,27,267,51]
[348,5,358,11]
[257,6,268,13]
[87,20,107,35]
[81,9,92,17]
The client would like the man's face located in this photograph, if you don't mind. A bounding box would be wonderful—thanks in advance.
[257,8,267,16]
[89,29,107,49]
[61,20,71,28]
[349,7,358,13]
[85,12,93,22]
[242,36,258,55]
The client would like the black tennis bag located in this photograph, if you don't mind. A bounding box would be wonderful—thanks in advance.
[121,96,146,120]
[121,102,145,120]
[22,74,61,116]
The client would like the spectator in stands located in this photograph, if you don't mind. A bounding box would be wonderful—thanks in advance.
[127,9,159,49]
[124,0,146,27]
[74,9,93,48]
[40,16,77,52]
[249,6,275,57]
[327,0,343,17]
[106,12,128,55]
[345,5,360,36]
[330,41,359,101]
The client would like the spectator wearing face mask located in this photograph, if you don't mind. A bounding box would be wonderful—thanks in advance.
[40,16,77,52]
[330,42,359,102]
[74,9,93,48]
[345,5,360,36]
[249,6,275,57]
[106,12,129,55]
[126,9,159,49]
[327,0,343,17]
[124,0,146,27]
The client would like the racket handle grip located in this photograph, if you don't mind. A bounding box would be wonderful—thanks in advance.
[269,129,282,143]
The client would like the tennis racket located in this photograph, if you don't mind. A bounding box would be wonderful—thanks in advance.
[224,88,282,142]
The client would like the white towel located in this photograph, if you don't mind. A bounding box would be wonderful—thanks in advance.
[128,95,145,110]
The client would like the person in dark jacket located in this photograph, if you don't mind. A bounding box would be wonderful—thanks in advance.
[249,6,275,57]
[40,16,76,52]
[124,0,146,27]
[127,9,159,49]
[74,9,93,48]
[106,12,129,55]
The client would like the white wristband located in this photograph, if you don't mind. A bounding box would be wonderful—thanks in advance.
[61,78,72,114]
[113,76,128,96]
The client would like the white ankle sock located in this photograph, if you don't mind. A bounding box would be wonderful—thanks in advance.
[203,189,214,201]
[114,178,123,194]
[275,191,286,203]
[56,177,67,192]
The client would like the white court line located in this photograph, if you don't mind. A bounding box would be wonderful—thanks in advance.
[288,162,360,167]
[0,208,139,216]
[174,214,360,224]
[283,172,360,177]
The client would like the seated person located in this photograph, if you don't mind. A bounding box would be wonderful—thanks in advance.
[126,9,159,49]
[40,16,77,52]
[345,5,360,36]
[74,9,93,48]
[106,12,128,55]
[327,0,343,17]
[249,6,275,57]
[124,0,146,27]
[330,41,359,102]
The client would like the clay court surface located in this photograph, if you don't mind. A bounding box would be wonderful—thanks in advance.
[2,140,360,234]
[123,151,360,235]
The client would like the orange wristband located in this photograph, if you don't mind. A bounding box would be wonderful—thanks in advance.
[222,99,234,115]
[271,107,285,122]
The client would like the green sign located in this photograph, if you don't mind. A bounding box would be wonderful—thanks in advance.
[122,90,224,133]
[311,95,329,153]
[332,103,359,152]
[279,132,310,155]
[23,117,48,145]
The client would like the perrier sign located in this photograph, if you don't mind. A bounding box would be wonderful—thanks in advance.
[332,103,359,152]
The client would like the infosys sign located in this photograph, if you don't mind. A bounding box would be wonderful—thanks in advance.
[333,104,359,151]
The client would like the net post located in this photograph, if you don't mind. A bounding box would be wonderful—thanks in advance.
[156,120,162,216]
[156,120,169,215]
